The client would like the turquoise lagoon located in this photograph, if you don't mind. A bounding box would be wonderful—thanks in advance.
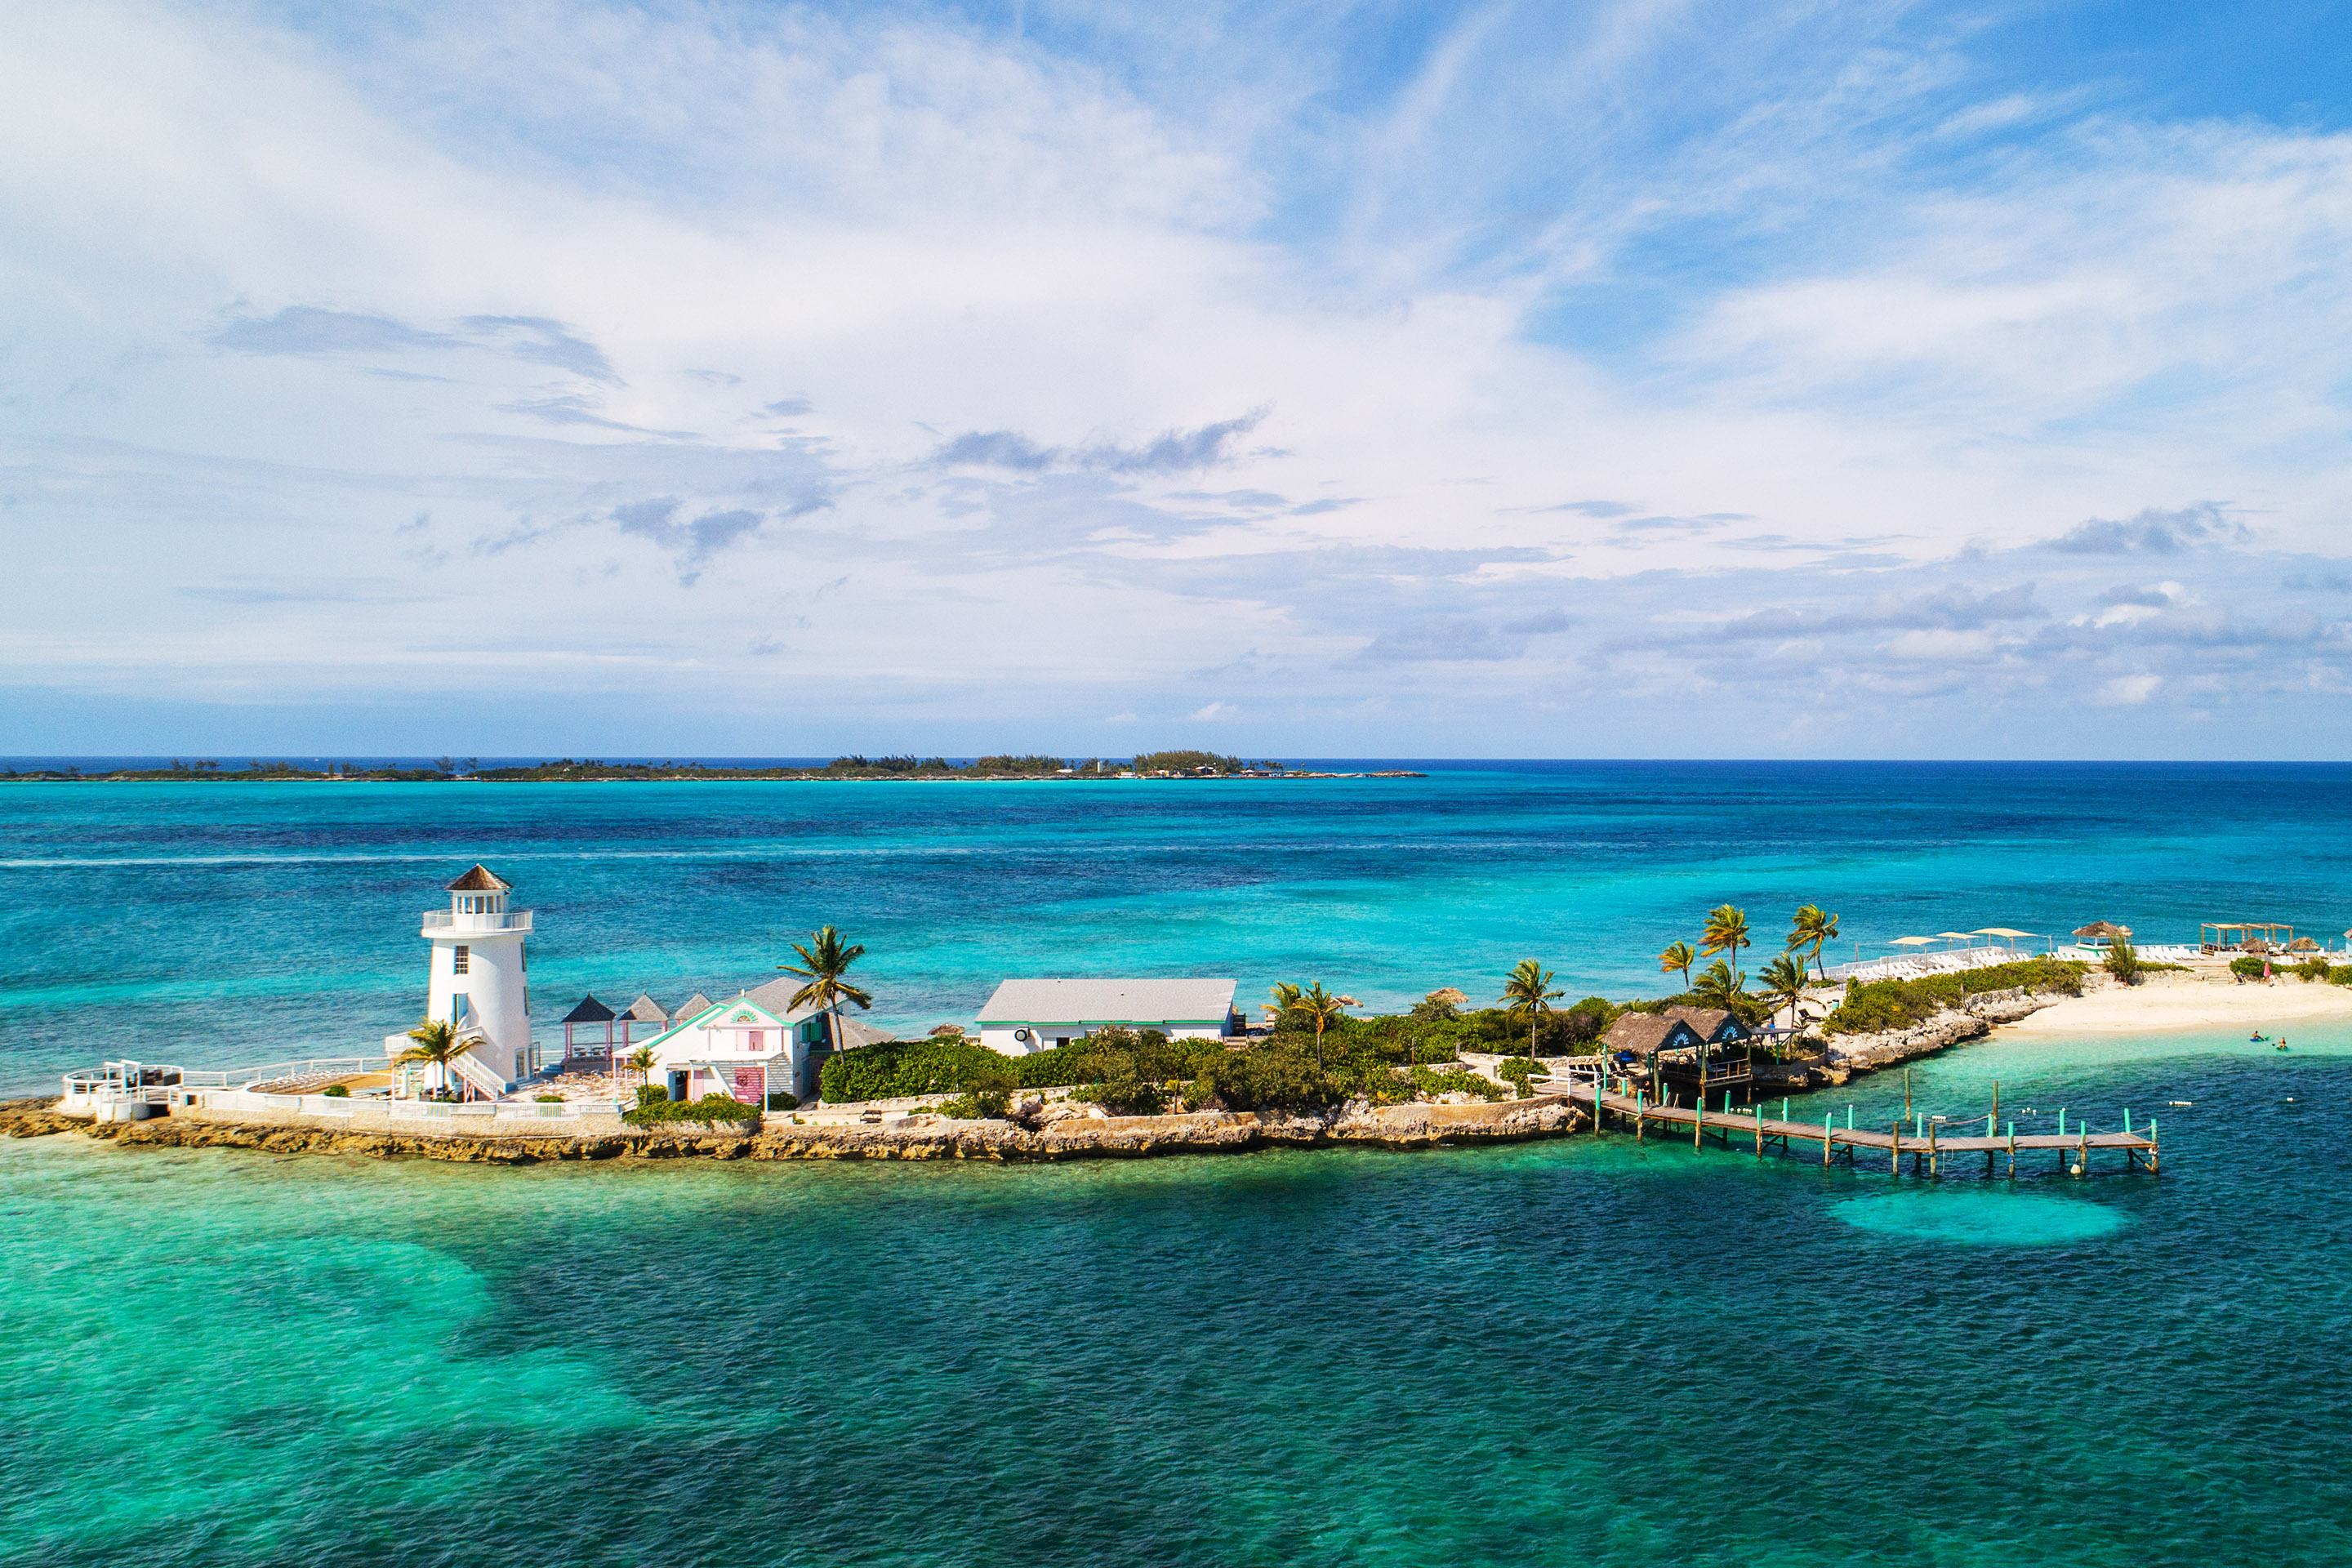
[4,764,2351,1564]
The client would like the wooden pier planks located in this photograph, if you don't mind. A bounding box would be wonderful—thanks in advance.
[1565,1084,2156,1171]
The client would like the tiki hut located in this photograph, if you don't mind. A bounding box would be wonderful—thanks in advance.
[2072,920,2132,949]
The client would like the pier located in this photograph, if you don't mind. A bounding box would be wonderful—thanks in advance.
[1546,1071,2159,1177]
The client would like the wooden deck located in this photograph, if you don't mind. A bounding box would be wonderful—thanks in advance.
[1555,1081,2160,1176]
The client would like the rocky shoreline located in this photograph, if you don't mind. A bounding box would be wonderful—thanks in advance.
[1741,987,2064,1089]
[1,1094,1588,1165]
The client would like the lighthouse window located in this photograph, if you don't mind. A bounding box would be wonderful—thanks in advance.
[452,945,470,975]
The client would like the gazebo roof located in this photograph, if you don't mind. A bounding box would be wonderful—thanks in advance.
[445,864,512,893]
[2072,920,2132,939]
[623,994,670,1022]
[562,993,617,1024]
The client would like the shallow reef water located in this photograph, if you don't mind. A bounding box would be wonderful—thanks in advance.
[5,764,2352,1563]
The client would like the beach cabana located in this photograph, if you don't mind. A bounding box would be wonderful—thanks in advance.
[1602,1009,1752,1100]
[2202,922,2293,955]
[561,993,617,1060]
[620,994,669,1045]
[2072,921,2132,951]
[1970,927,2042,955]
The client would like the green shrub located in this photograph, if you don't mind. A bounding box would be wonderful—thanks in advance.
[637,1084,670,1107]
[1495,1058,1537,1097]
[2230,956,2268,981]
[534,1093,564,1103]
[1410,996,1459,1022]
[1410,1064,1503,1102]
[1824,958,2088,1036]
[2332,964,2352,987]
[321,1084,350,1098]
[2104,941,2142,985]
[622,1094,760,1126]
[941,1085,1012,1120]
[1074,1054,1167,1116]
[1191,1042,1340,1112]
[765,1091,800,1111]
[2294,957,2332,982]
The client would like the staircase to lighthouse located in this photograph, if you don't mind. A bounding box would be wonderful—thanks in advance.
[420,865,537,1094]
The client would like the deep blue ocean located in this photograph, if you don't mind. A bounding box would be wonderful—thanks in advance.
[5,763,2351,1565]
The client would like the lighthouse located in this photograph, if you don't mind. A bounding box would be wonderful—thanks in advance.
[421,864,536,1090]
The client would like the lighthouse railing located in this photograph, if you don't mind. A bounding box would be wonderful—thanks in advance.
[421,910,532,933]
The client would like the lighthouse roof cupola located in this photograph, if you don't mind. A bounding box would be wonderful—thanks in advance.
[445,863,512,919]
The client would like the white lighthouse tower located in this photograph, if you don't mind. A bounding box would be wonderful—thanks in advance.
[418,864,536,1093]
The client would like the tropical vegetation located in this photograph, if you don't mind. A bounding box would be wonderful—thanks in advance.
[1822,958,2088,1036]
[1787,905,1841,979]
[777,924,873,1058]
[395,1018,468,1096]
[1499,960,1563,1059]
[623,1086,762,1125]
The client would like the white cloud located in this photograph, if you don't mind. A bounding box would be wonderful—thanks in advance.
[2095,674,2164,706]
[6,1,2352,758]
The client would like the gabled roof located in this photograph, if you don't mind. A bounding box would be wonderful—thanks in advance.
[736,974,840,1022]
[445,864,512,893]
[1664,1006,1749,1043]
[675,992,713,1018]
[977,978,1238,1024]
[1601,1013,1703,1058]
[562,993,616,1024]
[835,1016,893,1048]
[623,994,669,1022]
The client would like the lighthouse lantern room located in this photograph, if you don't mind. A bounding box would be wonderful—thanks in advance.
[420,864,537,1091]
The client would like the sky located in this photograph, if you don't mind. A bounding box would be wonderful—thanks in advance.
[4,0,2352,760]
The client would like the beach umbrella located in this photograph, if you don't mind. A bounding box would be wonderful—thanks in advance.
[1889,937,1937,947]
[2072,920,2132,941]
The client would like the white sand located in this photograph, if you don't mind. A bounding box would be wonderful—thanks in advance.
[2003,978,2350,1036]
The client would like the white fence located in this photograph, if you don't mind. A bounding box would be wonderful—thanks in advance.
[154,1087,624,1123]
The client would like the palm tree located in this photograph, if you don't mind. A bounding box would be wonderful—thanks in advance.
[626,1045,654,1089]
[1757,952,1810,1057]
[1499,960,1565,1060]
[1788,904,1841,981]
[1290,981,1357,1071]
[1658,940,1696,995]
[777,925,875,1062]
[1701,905,1753,990]
[1262,981,1304,1031]
[1692,959,1741,1006]
[397,1018,466,1098]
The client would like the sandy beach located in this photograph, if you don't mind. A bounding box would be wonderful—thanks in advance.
[2003,977,2351,1035]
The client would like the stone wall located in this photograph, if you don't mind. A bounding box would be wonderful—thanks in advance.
[4,1092,1590,1165]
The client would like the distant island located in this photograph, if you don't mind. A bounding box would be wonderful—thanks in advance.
[0,751,1428,783]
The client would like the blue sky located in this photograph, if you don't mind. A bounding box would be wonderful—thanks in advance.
[5,0,2352,758]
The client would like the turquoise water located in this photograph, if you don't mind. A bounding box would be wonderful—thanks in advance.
[6,764,2352,1563]
[7,762,2352,1092]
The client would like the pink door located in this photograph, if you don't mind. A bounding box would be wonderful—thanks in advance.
[731,1067,764,1105]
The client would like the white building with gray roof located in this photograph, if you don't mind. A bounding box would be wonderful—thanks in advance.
[976,978,1239,1056]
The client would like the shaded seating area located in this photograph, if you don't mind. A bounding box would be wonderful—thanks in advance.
[2202,921,2295,956]
[1602,1007,1754,1103]
[2072,920,2132,951]
[559,992,678,1066]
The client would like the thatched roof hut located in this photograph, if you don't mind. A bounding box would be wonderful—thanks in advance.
[2072,920,2132,943]
[1601,1013,1704,1060]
